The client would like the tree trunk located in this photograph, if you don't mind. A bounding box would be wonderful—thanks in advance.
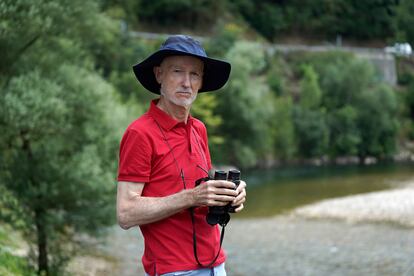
[35,210,49,275]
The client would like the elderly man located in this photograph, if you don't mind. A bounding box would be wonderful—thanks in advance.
[116,35,247,276]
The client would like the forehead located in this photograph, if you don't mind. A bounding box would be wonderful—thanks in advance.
[160,55,204,70]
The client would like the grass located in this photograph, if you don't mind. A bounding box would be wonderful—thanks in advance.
[0,224,35,276]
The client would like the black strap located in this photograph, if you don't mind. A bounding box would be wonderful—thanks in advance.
[190,208,226,268]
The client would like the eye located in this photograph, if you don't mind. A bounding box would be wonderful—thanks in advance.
[191,72,201,78]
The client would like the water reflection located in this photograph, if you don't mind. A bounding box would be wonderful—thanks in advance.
[237,162,414,218]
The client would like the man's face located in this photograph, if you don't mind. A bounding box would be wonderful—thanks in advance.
[154,55,204,108]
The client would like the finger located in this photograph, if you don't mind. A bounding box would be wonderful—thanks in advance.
[210,194,236,203]
[208,186,238,197]
[232,195,246,206]
[207,196,235,206]
[234,203,244,213]
[235,181,246,193]
[232,188,246,204]
[207,200,228,207]
[208,180,236,189]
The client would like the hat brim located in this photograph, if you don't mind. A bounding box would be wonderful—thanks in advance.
[133,49,231,94]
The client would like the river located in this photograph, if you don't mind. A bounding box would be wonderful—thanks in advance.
[237,162,414,218]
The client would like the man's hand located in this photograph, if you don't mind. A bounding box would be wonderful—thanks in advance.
[232,180,246,212]
[191,180,238,207]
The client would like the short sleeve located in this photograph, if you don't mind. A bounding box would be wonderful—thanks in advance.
[117,129,152,183]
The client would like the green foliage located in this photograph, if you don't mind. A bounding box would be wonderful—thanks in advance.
[356,84,399,157]
[299,0,396,39]
[272,97,296,160]
[0,184,31,232]
[293,107,329,158]
[394,0,414,45]
[291,51,399,159]
[134,0,224,29]
[0,0,130,274]
[299,64,322,109]
[206,23,244,58]
[214,41,275,168]
[192,93,224,147]
[229,0,398,41]
[406,80,414,139]
[328,105,360,156]
[205,38,402,167]
[108,39,160,102]
[0,224,36,275]
[0,65,126,274]
[101,0,410,44]
[267,55,289,96]
[229,0,286,40]
[0,251,35,276]
[0,0,118,78]
[293,63,329,158]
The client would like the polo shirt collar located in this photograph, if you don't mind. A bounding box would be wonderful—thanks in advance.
[149,99,193,131]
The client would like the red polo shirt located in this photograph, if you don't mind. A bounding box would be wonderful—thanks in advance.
[117,100,226,275]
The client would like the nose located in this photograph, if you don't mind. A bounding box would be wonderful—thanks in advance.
[181,73,191,88]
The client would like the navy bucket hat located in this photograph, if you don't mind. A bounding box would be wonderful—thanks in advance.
[133,35,231,94]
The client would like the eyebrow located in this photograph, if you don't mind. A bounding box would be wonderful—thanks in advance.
[168,65,203,73]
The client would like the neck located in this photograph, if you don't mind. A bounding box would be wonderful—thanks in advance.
[157,97,191,123]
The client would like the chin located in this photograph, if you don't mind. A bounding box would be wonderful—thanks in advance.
[174,100,193,108]
[172,97,197,108]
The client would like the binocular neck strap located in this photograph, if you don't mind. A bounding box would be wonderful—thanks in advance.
[190,208,226,268]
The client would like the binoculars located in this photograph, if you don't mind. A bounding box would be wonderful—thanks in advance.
[206,169,241,226]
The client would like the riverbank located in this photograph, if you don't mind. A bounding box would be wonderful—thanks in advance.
[67,180,414,275]
[223,180,414,275]
[293,180,414,227]
[94,215,414,276]
[225,215,414,275]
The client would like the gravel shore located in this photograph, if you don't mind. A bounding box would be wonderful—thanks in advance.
[293,182,414,228]
[226,181,414,275]
[225,216,414,275]
[72,182,414,275]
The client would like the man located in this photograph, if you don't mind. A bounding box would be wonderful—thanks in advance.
[116,35,247,276]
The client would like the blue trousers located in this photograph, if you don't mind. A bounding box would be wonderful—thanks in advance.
[146,263,226,276]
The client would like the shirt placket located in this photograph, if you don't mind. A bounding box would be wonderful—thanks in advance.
[186,122,193,154]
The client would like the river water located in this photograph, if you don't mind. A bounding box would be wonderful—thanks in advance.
[237,162,414,218]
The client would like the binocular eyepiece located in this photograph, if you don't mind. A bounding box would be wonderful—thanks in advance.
[206,169,241,226]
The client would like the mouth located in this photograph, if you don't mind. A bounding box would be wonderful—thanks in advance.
[176,91,192,97]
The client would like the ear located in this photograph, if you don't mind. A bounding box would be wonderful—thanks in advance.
[153,66,162,84]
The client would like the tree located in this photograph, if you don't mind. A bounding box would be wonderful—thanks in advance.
[292,63,329,158]
[206,23,243,58]
[228,0,287,41]
[0,0,128,274]
[293,107,329,158]
[135,0,224,30]
[394,0,414,45]
[299,64,322,109]
[328,105,360,156]
[296,51,399,159]
[272,96,296,160]
[356,84,399,158]
[192,92,224,148]
[215,41,276,168]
